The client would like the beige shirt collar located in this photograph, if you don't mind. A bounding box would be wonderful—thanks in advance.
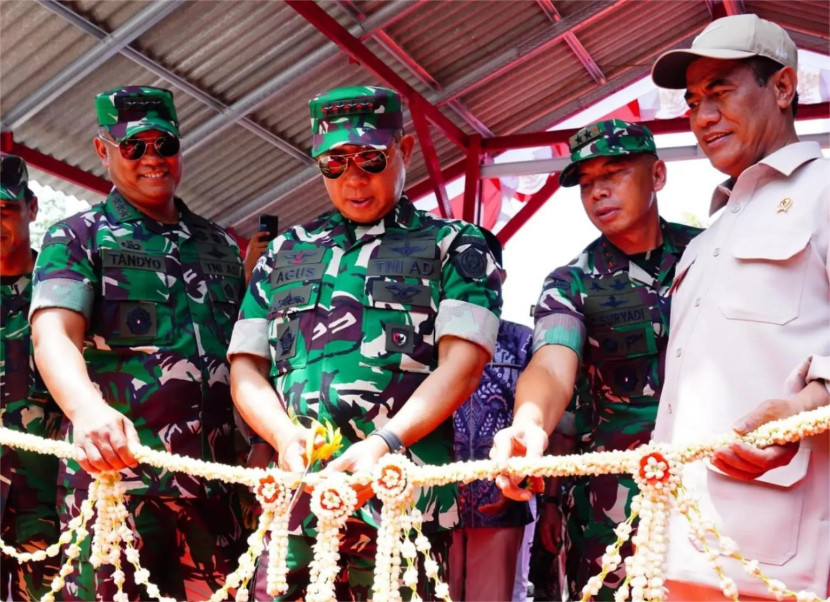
[708,140,823,216]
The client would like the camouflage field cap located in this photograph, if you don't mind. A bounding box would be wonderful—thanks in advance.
[0,154,30,202]
[309,86,404,158]
[559,119,657,188]
[95,86,180,142]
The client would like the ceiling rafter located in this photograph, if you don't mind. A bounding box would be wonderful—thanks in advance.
[33,0,313,166]
[182,1,421,155]
[516,26,705,134]
[222,2,697,233]
[2,0,183,131]
[704,0,745,19]
[286,0,469,149]
[723,0,747,16]
[432,0,623,106]
[536,0,607,84]
[226,1,624,230]
[335,0,494,137]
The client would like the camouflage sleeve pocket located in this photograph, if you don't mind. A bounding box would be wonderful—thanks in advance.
[267,283,320,376]
[96,265,172,347]
[360,277,438,374]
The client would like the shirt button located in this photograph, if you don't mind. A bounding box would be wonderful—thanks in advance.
[675,347,682,357]
[713,248,720,257]
[730,205,741,213]
[694,298,701,307]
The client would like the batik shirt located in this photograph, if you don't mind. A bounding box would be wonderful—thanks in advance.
[31,190,244,497]
[1,262,61,523]
[229,196,502,534]
[534,219,700,594]
[454,319,533,529]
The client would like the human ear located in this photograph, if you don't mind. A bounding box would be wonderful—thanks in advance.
[772,66,797,111]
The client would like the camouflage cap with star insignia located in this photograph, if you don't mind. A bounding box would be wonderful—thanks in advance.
[559,119,657,188]
[1,154,30,202]
[95,86,179,142]
[308,86,404,158]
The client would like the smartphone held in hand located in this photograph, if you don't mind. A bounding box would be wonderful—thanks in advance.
[258,214,279,241]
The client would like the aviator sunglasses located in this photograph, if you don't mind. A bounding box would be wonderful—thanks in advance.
[316,147,391,179]
[98,133,181,161]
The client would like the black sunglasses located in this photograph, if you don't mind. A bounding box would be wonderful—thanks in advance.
[98,134,180,161]
[316,148,390,179]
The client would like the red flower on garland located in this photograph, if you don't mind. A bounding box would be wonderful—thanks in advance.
[378,465,405,492]
[256,474,285,505]
[320,489,344,512]
[639,452,671,486]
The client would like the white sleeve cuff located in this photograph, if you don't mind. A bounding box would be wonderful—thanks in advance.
[227,318,270,361]
[785,354,830,396]
[435,299,499,359]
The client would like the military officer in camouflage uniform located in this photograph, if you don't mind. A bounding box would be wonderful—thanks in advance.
[493,120,700,600]
[30,87,245,601]
[228,86,502,600]
[1,155,62,600]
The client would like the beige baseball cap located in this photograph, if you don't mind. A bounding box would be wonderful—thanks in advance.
[651,14,797,89]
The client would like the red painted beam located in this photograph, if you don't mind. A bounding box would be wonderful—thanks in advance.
[406,158,467,202]
[286,0,469,150]
[1,133,110,196]
[462,134,481,223]
[483,103,830,153]
[796,101,830,120]
[410,97,452,218]
[483,117,692,153]
[497,174,561,245]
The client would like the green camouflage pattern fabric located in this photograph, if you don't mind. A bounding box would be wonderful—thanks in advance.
[230,195,501,588]
[31,189,244,498]
[1,154,30,201]
[533,219,700,598]
[309,86,404,157]
[232,196,501,532]
[1,266,63,601]
[56,486,245,601]
[95,86,179,142]
[559,119,658,187]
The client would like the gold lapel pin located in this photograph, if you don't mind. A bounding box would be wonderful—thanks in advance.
[776,198,793,213]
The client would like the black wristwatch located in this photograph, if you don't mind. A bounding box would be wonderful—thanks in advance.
[369,428,405,453]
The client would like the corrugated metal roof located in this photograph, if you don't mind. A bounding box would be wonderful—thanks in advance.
[1,0,827,237]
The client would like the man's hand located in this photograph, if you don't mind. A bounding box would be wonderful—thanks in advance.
[71,403,140,473]
[243,231,271,285]
[711,398,801,480]
[321,435,389,508]
[490,423,549,501]
[276,424,319,474]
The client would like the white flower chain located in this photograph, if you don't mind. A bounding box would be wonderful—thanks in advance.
[1,404,827,602]
[306,473,357,602]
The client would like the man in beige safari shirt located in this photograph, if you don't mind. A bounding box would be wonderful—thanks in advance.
[650,14,829,600]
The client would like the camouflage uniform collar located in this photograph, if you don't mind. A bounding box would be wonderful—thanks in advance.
[0,270,33,288]
[385,195,418,230]
[105,189,191,226]
[325,195,419,238]
[595,218,679,276]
